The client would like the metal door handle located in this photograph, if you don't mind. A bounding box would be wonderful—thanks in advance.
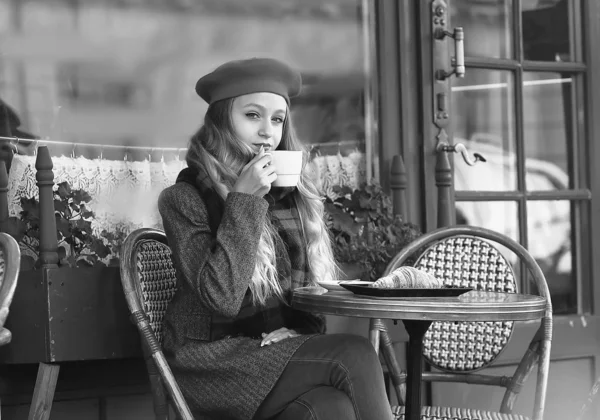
[437,142,486,166]
[435,27,465,80]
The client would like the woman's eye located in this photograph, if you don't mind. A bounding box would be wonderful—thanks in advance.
[246,112,260,119]
[272,117,284,124]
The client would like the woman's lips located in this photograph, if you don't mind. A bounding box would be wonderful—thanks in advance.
[254,142,272,151]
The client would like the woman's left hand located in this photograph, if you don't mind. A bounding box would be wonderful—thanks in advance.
[261,327,300,347]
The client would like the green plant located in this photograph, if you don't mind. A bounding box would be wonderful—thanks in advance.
[324,181,421,281]
[6,181,121,269]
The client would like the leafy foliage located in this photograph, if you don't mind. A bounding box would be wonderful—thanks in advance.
[6,181,122,269]
[324,182,421,281]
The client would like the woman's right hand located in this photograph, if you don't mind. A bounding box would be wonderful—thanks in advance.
[232,146,277,197]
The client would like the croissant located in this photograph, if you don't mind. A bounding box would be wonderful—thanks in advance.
[372,267,442,289]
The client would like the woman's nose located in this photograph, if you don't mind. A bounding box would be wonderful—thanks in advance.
[259,121,273,138]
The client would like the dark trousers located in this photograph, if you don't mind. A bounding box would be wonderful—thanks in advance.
[253,334,394,420]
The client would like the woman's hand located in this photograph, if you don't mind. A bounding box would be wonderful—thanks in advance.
[232,146,277,197]
[260,327,300,347]
[0,308,12,347]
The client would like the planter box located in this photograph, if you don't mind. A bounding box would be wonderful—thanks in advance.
[0,266,141,364]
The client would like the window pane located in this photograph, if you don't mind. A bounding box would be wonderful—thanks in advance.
[0,0,375,255]
[523,72,572,190]
[522,0,579,62]
[455,201,524,289]
[0,0,373,166]
[452,69,516,191]
[527,200,574,314]
[451,0,513,59]
[456,201,519,242]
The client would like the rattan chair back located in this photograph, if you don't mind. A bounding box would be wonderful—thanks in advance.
[120,228,194,420]
[414,235,517,372]
[0,232,21,341]
[384,225,553,420]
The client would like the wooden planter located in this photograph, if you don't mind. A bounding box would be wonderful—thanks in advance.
[0,266,141,364]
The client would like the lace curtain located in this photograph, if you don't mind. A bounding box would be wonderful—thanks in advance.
[7,149,366,261]
[8,154,186,237]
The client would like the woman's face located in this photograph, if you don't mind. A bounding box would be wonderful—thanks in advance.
[231,92,288,152]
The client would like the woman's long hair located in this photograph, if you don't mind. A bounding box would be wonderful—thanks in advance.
[186,98,338,305]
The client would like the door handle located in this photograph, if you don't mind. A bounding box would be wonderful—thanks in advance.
[434,27,465,80]
[431,0,465,129]
[437,142,486,166]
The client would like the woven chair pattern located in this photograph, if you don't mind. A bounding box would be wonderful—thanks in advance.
[414,237,517,371]
[136,240,178,345]
[391,405,530,420]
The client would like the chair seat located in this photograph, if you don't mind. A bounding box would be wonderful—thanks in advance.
[391,405,531,420]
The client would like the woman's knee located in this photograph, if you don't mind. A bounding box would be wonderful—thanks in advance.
[278,387,357,420]
[329,333,381,368]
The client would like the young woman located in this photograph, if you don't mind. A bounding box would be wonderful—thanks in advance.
[158,57,393,420]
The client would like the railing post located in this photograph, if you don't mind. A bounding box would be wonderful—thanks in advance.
[390,155,408,219]
[0,160,8,233]
[435,150,455,228]
[36,146,59,267]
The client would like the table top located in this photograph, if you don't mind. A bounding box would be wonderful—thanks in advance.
[292,287,547,322]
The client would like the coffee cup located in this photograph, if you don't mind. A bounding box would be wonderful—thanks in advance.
[269,150,303,187]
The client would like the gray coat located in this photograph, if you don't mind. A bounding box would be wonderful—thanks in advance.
[158,181,321,420]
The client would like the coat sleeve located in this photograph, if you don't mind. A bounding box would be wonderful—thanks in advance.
[286,309,326,335]
[158,184,268,318]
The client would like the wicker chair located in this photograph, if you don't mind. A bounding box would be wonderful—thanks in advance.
[0,232,21,347]
[120,228,194,420]
[382,226,553,420]
[576,375,600,420]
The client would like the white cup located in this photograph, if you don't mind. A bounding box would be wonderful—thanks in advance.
[269,150,303,187]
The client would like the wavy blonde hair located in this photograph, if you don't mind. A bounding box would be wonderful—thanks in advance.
[186,98,338,305]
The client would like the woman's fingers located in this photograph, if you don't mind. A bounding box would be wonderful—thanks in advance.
[260,328,299,346]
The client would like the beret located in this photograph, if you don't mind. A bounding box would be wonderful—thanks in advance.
[195,57,302,105]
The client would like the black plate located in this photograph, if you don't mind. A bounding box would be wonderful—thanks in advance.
[339,283,473,298]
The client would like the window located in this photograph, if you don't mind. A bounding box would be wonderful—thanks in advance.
[450,0,586,314]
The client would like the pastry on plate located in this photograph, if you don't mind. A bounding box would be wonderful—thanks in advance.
[372,267,442,289]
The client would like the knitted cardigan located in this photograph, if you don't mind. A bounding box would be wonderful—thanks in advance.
[158,173,325,420]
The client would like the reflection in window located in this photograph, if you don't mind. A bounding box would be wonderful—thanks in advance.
[0,0,376,260]
[456,199,574,313]
[451,0,513,59]
[456,201,519,243]
[522,0,577,62]
[526,200,574,314]
[452,69,517,191]
[0,0,375,172]
[523,72,572,190]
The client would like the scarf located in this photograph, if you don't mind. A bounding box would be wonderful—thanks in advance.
[176,167,310,314]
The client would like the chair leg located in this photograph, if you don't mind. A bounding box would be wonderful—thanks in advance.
[28,362,60,420]
[371,318,406,405]
[369,318,381,354]
[145,357,169,420]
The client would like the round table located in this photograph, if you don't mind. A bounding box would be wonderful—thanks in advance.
[292,287,547,420]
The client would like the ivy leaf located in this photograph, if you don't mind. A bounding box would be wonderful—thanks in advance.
[54,199,67,213]
[56,217,71,239]
[57,246,67,260]
[56,182,72,200]
[72,189,92,204]
[90,238,110,259]
[20,197,40,220]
